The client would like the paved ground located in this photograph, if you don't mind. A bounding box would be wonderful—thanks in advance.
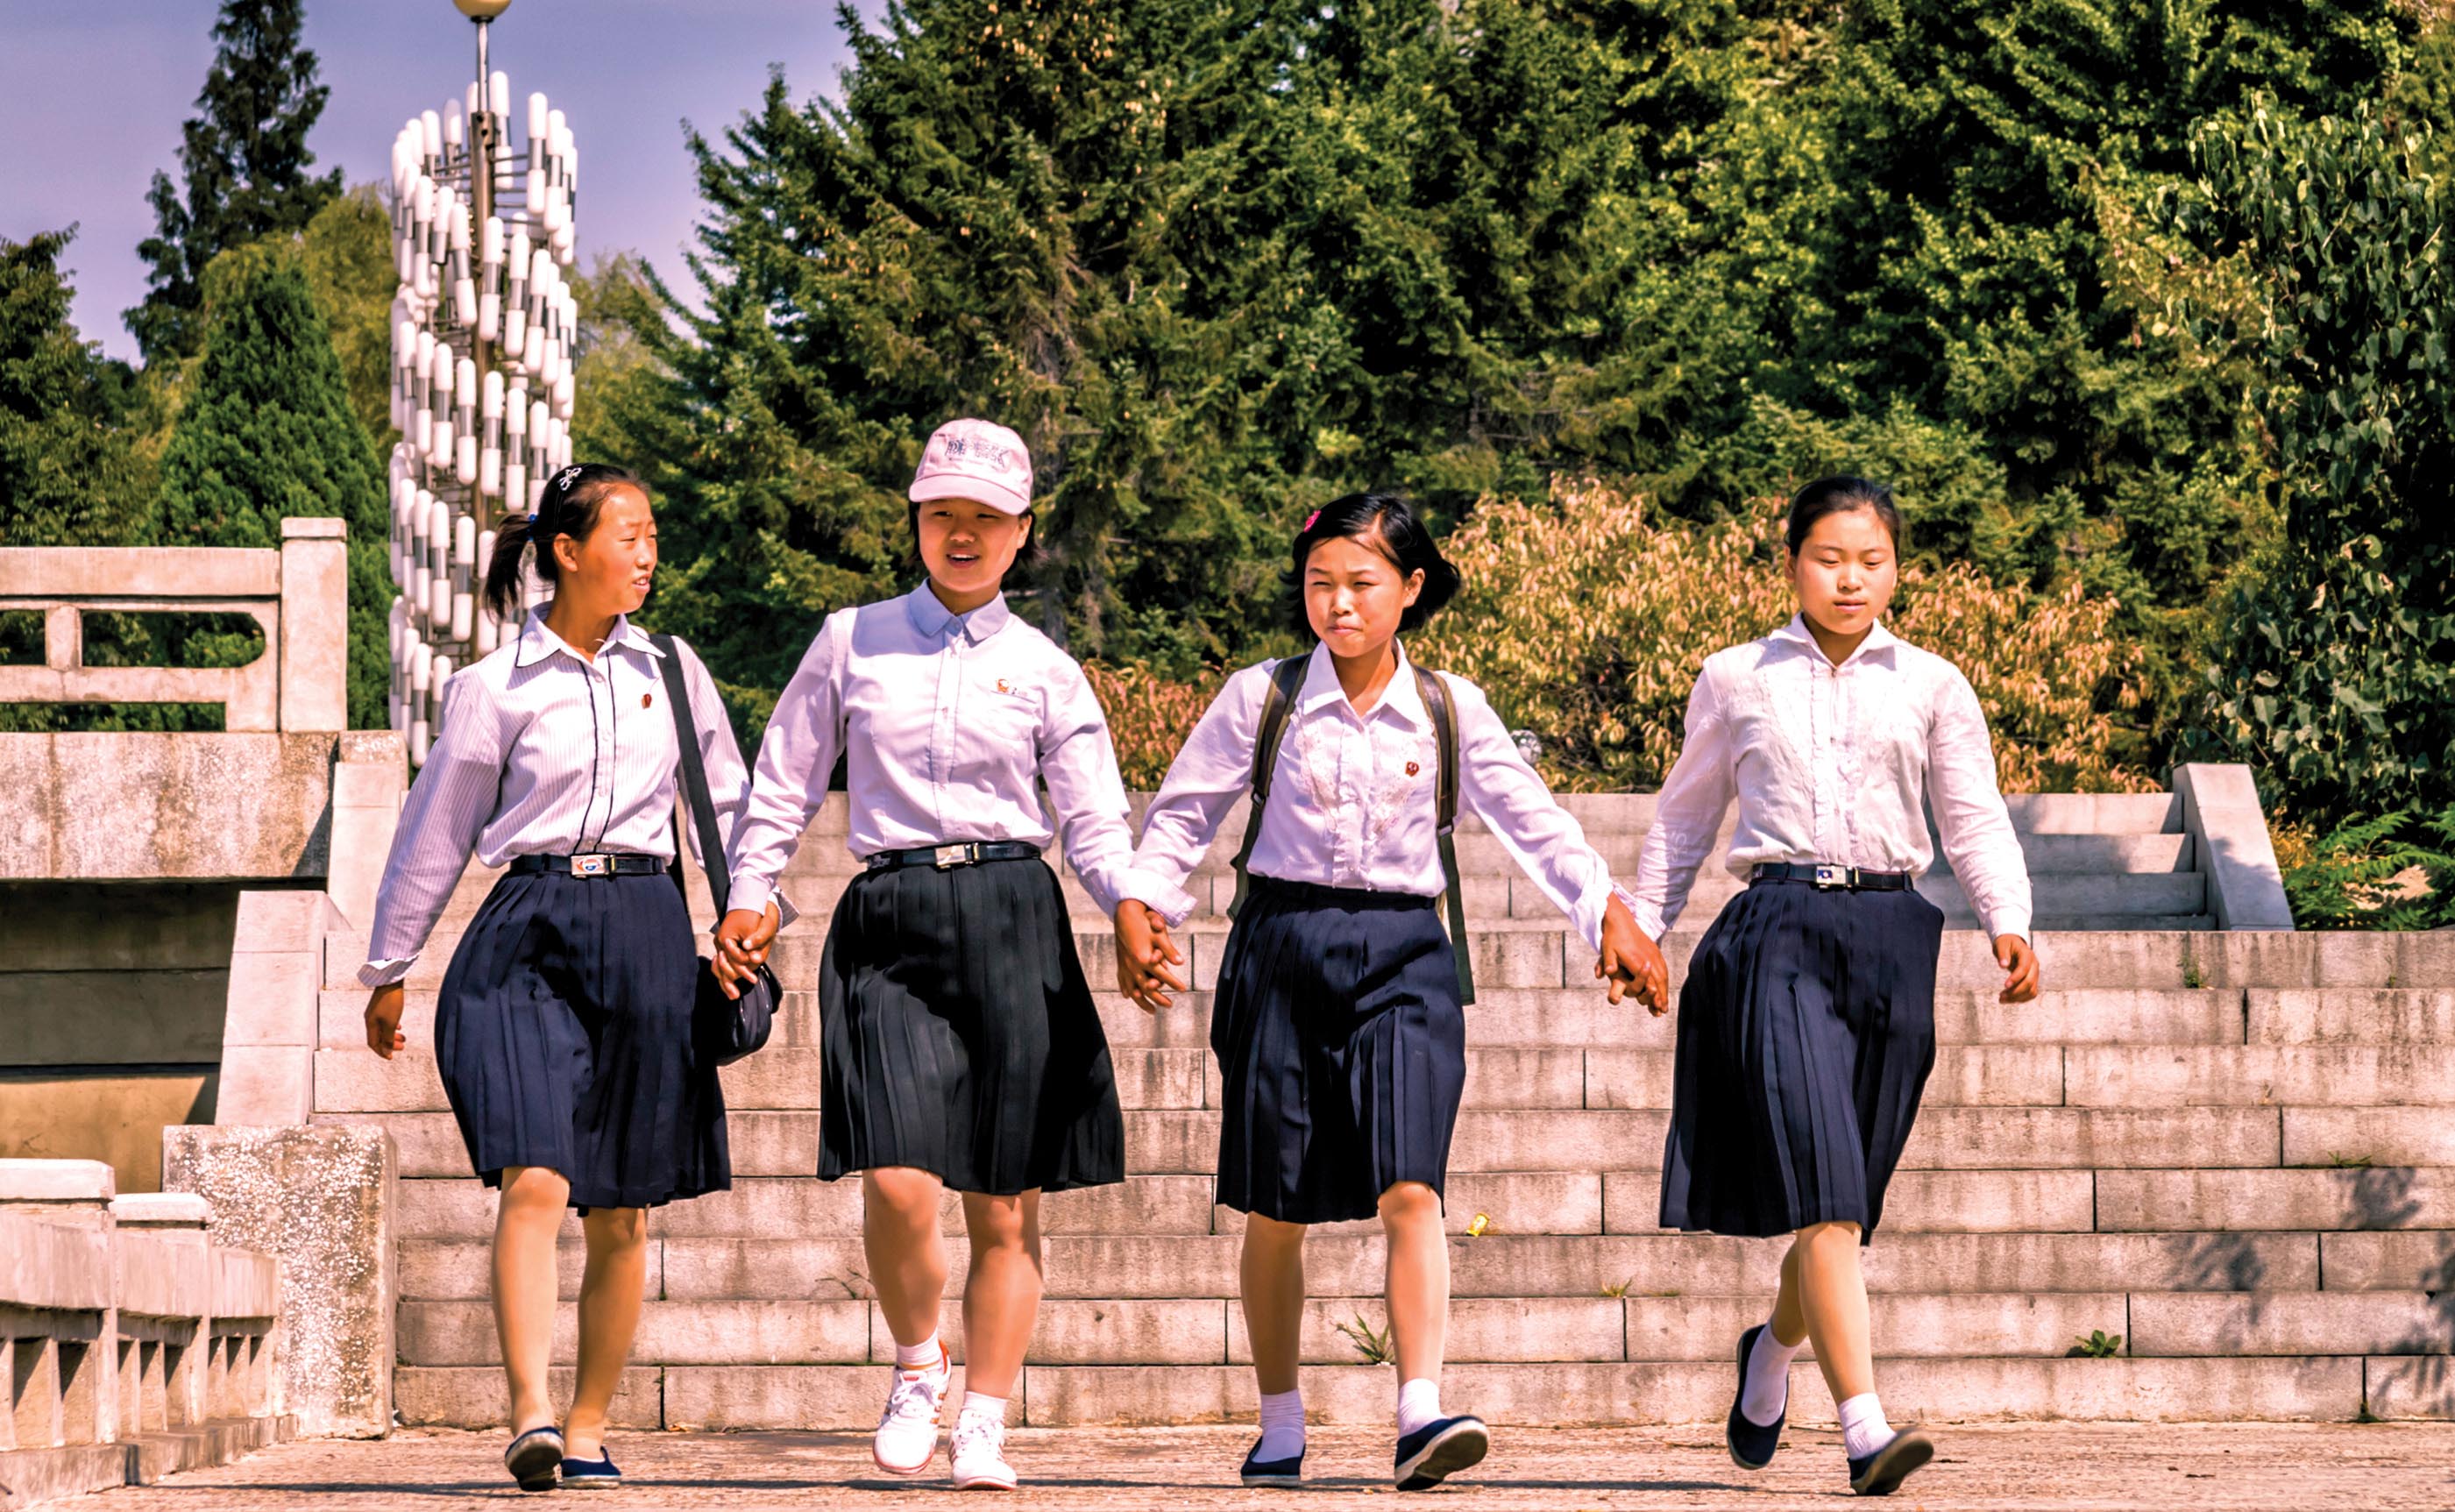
[69,1423,2455,1509]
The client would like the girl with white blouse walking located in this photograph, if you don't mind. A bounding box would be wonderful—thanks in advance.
[713,420,1146,1492]
[1629,477,2041,1498]
[359,465,776,1492]
[1114,493,1662,1493]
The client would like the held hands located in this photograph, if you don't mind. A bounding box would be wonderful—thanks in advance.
[364,983,407,1060]
[1114,901,1186,1015]
[1994,933,2041,1004]
[712,903,784,1000]
[1595,894,1671,1016]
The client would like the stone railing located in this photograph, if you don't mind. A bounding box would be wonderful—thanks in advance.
[0,1160,293,1508]
[0,518,347,734]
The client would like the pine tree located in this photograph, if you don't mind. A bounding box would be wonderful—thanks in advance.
[129,0,343,365]
[0,229,153,547]
[156,248,390,726]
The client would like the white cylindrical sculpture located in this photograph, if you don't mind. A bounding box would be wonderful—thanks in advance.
[387,46,579,764]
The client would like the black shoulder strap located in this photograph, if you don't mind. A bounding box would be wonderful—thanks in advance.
[1225,654,1313,919]
[1412,661,1476,1004]
[651,633,734,918]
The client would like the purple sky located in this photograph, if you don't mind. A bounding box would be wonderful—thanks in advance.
[2,0,883,363]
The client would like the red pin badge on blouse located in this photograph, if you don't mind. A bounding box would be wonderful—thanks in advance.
[1406,761,1421,777]
[642,693,652,708]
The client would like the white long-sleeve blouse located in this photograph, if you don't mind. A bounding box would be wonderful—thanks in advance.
[1628,615,2034,942]
[723,586,1150,922]
[359,612,756,987]
[1125,642,1626,951]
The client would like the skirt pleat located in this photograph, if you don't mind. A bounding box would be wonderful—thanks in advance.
[1212,879,1465,1225]
[1659,878,1943,1241]
[433,870,728,1211]
[817,857,1124,1195]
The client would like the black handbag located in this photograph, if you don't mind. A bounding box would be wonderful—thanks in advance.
[651,634,779,1065]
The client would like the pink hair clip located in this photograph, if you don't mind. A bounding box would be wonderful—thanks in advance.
[1301,509,1321,531]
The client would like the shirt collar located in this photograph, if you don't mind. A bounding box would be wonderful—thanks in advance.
[1770,613,1898,670]
[1295,639,1430,728]
[511,609,665,669]
[904,583,1013,645]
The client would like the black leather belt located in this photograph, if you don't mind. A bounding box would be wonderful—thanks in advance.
[1751,862,1913,891]
[865,841,1044,873]
[509,853,668,877]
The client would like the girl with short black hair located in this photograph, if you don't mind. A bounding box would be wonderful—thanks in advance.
[361,464,776,1491]
[1116,492,1664,1493]
[1630,475,2041,1498]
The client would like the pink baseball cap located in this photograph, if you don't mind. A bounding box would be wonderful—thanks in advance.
[909,417,1034,515]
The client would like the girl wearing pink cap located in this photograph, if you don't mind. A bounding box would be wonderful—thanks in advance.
[714,419,1159,1491]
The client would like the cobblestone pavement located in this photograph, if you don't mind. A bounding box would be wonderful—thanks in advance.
[73,1423,2455,1510]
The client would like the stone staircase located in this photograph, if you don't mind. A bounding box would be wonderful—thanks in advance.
[309,791,2455,1429]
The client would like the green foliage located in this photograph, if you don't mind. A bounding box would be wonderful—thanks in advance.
[298,187,405,448]
[156,248,390,726]
[2177,103,2455,818]
[0,230,154,547]
[1333,1311,1395,1366]
[2068,1330,2125,1359]
[2280,808,2455,932]
[129,0,343,364]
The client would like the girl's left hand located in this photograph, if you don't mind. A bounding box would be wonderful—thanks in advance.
[712,903,782,998]
[1994,933,2041,1004]
[1596,895,1670,1016]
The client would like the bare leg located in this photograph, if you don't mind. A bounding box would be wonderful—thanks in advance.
[564,1205,647,1460]
[1792,1220,1875,1402]
[1769,1236,1809,1347]
[864,1168,951,1349]
[491,1165,571,1437]
[958,1190,1045,1398]
[1241,1215,1309,1395]
[1379,1182,1449,1384]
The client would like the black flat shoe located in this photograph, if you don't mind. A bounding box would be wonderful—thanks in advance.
[1726,1324,1785,1470]
[503,1426,564,1492]
[559,1450,621,1489]
[1394,1415,1489,1491]
[1239,1437,1303,1488]
[1848,1428,1934,1496]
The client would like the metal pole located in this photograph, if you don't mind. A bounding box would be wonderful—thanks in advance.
[468,16,498,472]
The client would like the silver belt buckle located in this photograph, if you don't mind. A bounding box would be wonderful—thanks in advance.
[933,843,973,870]
[1812,863,1848,890]
[571,854,612,877]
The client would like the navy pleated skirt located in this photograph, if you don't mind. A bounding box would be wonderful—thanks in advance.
[1213,878,1465,1225]
[817,856,1124,1195]
[1660,877,1944,1242]
[434,869,729,1211]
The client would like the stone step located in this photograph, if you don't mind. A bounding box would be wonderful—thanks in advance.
[2063,1047,2455,1108]
[2250,989,2455,1044]
[393,1229,2347,1304]
[2092,1169,2455,1232]
[396,1288,2455,1368]
[329,926,2455,995]
[351,1104,2291,1182]
[389,1168,2112,1244]
[394,1354,2372,1429]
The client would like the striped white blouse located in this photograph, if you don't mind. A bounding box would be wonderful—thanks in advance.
[358,611,756,987]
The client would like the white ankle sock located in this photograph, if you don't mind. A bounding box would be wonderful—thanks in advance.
[960,1391,1008,1425]
[1256,1388,1306,1460]
[894,1333,944,1373]
[1396,1378,1443,1437]
[1741,1323,1805,1426]
[1838,1393,1894,1460]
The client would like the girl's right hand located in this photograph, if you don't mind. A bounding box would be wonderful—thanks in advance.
[365,984,407,1059]
[1114,901,1186,1015]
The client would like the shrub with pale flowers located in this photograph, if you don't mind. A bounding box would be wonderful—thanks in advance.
[1087,480,2156,795]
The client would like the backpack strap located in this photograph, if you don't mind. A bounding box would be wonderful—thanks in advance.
[1412,661,1476,1004]
[1225,654,1313,920]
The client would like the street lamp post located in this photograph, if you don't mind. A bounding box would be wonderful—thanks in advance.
[387,0,582,764]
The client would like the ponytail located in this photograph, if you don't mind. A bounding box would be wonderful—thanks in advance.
[481,462,645,620]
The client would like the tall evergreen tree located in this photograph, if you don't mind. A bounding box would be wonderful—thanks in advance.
[0,230,153,547]
[129,0,343,365]
[156,249,389,726]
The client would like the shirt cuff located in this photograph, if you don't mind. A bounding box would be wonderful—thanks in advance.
[1568,877,1617,955]
[1113,867,1200,931]
[358,957,415,989]
[1982,903,2034,943]
[727,872,777,925]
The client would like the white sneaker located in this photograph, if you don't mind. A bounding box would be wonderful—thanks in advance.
[949,1410,1017,1490]
[872,1353,948,1476]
